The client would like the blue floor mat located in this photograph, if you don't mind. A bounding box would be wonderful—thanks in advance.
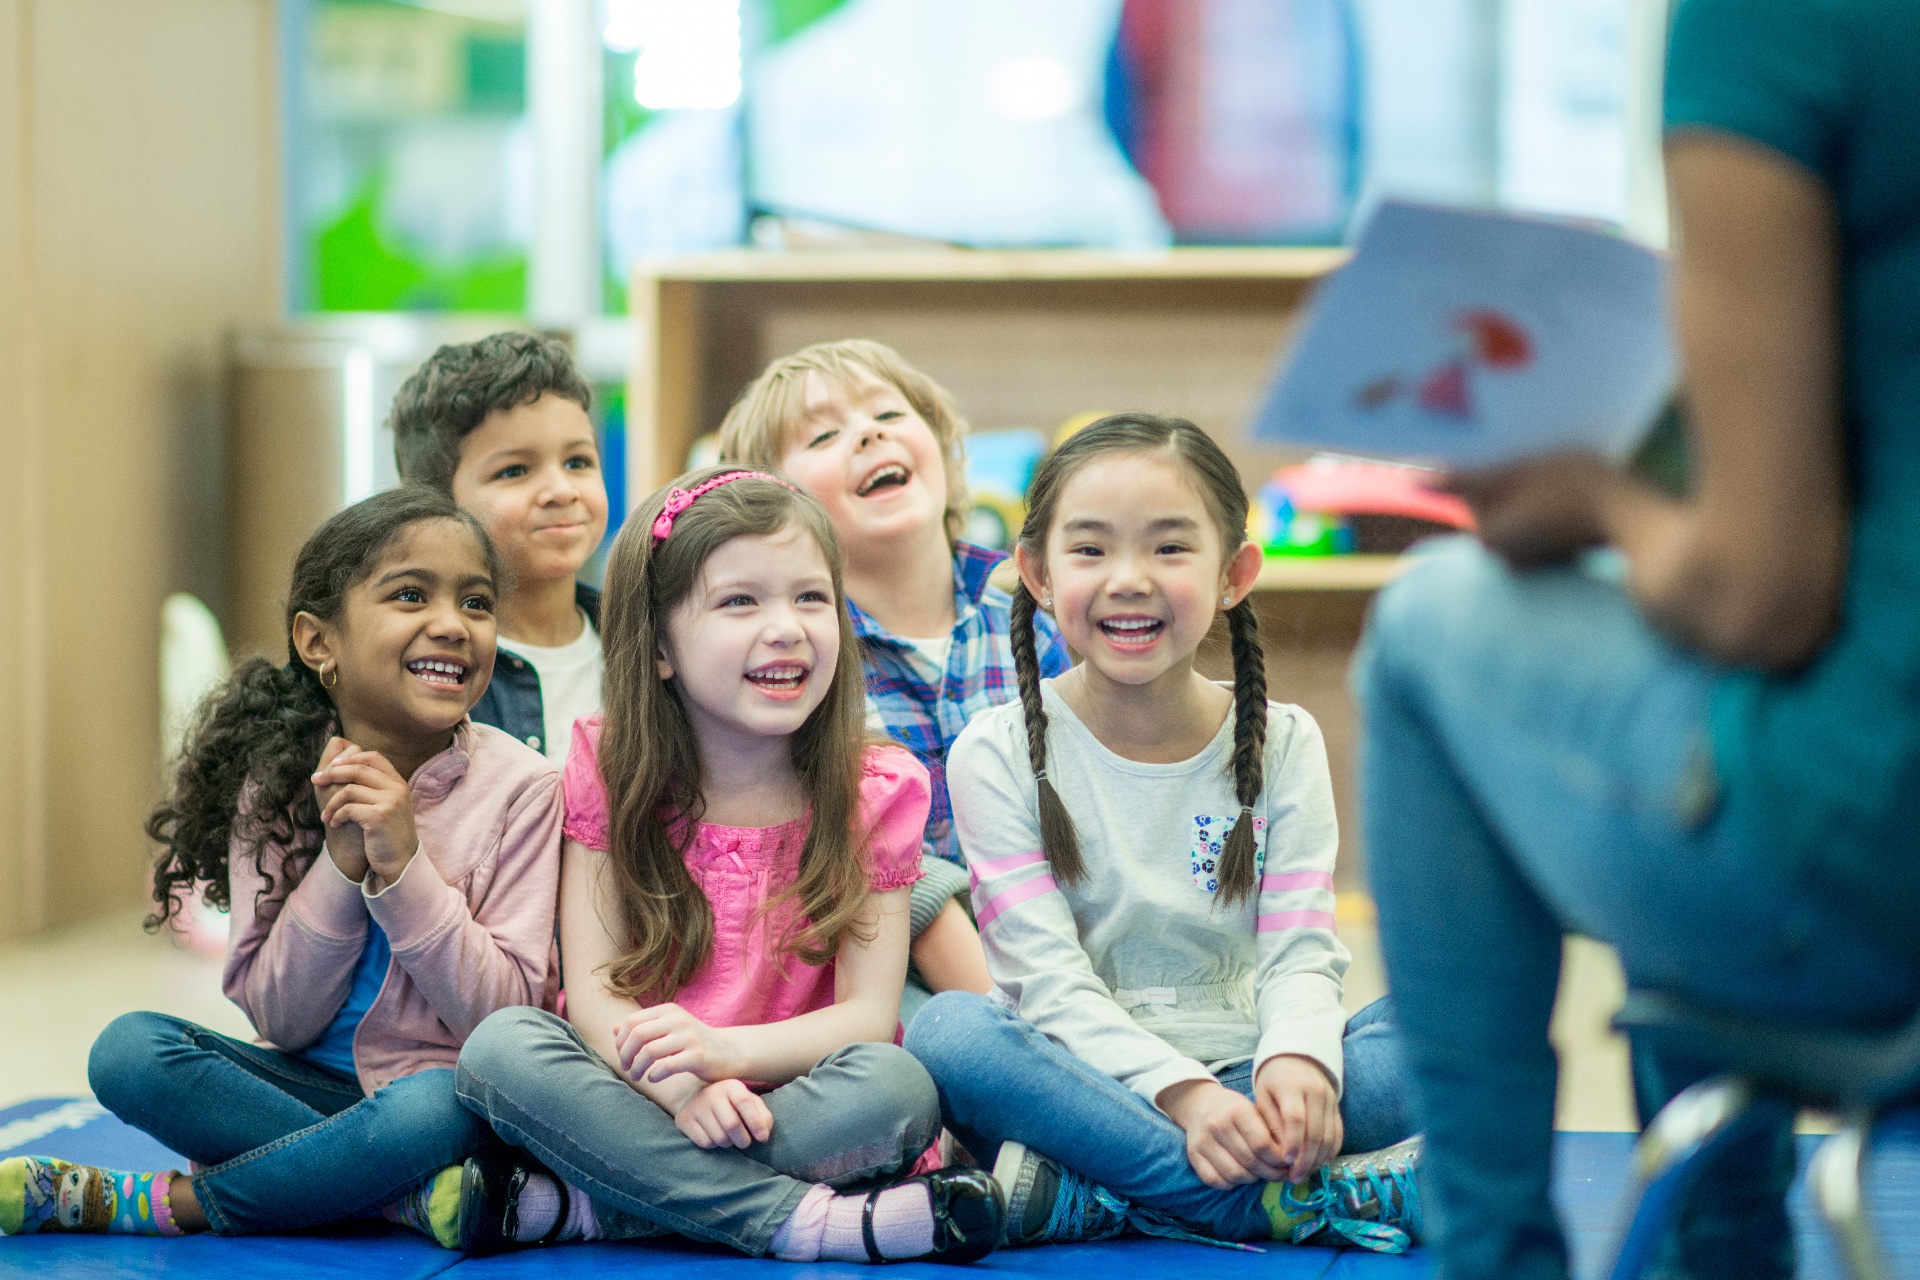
[6,1097,1919,1279]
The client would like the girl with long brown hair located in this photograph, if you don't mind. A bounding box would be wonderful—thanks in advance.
[905,416,1420,1252]
[448,467,1003,1264]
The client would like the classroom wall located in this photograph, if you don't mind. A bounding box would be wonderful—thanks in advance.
[0,0,279,943]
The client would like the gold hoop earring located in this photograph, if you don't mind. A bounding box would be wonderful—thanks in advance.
[321,664,339,690]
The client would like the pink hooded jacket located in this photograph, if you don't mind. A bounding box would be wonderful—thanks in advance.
[223,720,563,1095]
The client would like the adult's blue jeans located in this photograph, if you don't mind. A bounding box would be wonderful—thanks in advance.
[1353,538,1920,1280]
[904,990,1414,1242]
[88,1010,494,1235]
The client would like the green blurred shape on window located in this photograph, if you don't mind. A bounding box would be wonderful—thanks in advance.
[318,174,526,312]
[768,0,848,41]
[301,0,529,313]
[467,35,526,111]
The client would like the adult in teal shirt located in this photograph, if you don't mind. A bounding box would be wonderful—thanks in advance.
[1353,0,1920,1277]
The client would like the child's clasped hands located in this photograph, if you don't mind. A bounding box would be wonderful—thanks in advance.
[1159,1053,1343,1189]
[613,1004,774,1152]
[311,736,419,886]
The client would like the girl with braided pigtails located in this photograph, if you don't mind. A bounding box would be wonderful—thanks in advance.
[905,415,1423,1253]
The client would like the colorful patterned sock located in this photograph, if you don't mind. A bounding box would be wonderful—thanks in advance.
[509,1173,600,1243]
[383,1165,465,1249]
[0,1157,183,1236]
[1261,1177,1325,1241]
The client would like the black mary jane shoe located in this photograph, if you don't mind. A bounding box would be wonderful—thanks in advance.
[456,1149,571,1255]
[862,1167,1005,1265]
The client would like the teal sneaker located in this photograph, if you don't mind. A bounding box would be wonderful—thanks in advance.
[989,1142,1129,1246]
[1264,1136,1423,1254]
[990,1141,1269,1253]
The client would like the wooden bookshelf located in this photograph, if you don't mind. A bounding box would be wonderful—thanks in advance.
[626,246,1347,499]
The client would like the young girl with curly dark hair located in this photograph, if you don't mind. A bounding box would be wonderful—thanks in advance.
[0,487,562,1244]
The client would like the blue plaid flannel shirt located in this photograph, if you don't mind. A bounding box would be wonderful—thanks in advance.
[852,541,1072,866]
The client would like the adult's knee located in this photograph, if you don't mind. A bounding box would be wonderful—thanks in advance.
[901,990,999,1078]
[87,1011,184,1113]
[1354,537,1508,702]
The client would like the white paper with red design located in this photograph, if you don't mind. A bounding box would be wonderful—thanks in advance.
[1252,200,1676,467]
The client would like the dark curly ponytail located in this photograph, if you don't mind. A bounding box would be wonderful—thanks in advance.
[1014,413,1267,903]
[145,487,498,930]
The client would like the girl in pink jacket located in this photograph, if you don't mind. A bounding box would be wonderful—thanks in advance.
[0,487,561,1243]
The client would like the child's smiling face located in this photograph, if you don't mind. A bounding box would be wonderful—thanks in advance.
[656,522,842,748]
[1023,450,1261,689]
[777,367,949,557]
[298,518,499,746]
[451,392,609,588]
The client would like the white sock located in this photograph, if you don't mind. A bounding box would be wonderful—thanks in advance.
[822,1182,935,1261]
[768,1182,936,1263]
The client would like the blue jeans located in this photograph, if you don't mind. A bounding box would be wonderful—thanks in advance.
[904,990,1414,1242]
[1353,539,1920,1280]
[88,1011,495,1235]
[454,1007,942,1256]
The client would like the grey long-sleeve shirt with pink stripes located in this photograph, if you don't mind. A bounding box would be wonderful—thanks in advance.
[949,681,1351,1113]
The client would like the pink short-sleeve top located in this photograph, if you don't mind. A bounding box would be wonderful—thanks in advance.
[561,716,928,1031]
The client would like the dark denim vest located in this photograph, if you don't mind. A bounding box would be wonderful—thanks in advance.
[470,582,602,755]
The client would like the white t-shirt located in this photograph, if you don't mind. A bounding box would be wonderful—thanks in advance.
[497,611,603,764]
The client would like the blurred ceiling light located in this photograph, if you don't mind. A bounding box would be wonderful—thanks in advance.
[604,0,741,110]
[986,54,1082,122]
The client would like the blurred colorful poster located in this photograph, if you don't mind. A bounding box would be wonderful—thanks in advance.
[1251,201,1673,467]
[1117,0,1360,244]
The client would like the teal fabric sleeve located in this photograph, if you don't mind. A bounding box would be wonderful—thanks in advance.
[1664,0,1848,179]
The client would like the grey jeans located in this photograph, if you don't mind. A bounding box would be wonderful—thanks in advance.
[454,1006,941,1255]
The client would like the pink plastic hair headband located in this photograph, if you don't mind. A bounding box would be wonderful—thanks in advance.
[650,470,796,545]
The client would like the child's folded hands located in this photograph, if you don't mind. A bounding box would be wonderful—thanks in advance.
[613,1003,745,1085]
[1255,1054,1343,1184]
[1157,1078,1293,1190]
[673,1079,775,1150]
[312,738,420,884]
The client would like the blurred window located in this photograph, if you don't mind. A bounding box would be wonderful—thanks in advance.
[287,0,531,312]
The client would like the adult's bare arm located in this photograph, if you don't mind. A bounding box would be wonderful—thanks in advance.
[1617,133,1847,668]
[1452,135,1845,671]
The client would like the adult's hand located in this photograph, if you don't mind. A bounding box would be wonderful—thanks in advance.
[1440,451,1616,570]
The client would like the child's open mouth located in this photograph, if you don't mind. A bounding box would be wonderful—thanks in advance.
[1098,617,1165,651]
[856,463,911,497]
[406,657,470,688]
[746,663,809,700]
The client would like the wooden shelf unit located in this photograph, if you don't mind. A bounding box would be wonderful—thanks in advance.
[626,247,1348,501]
